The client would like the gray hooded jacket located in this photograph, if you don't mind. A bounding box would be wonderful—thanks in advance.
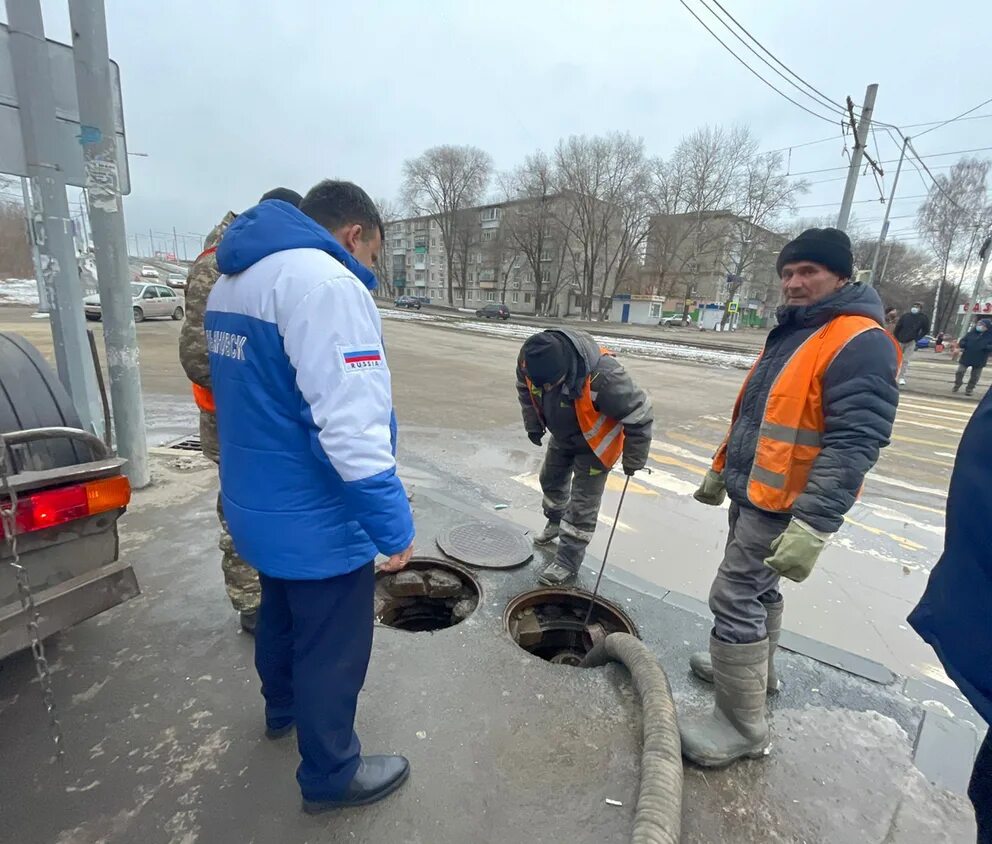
[515,328,653,472]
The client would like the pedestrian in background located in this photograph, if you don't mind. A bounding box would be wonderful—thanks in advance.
[893,300,931,386]
[909,390,992,843]
[206,181,414,812]
[682,228,900,768]
[954,318,992,396]
[884,306,899,334]
[179,187,302,633]
[516,329,653,586]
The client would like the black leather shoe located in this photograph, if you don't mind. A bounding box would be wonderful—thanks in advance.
[301,755,410,814]
[239,611,257,634]
[265,717,294,739]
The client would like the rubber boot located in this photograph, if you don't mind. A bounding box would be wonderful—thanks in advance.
[690,599,784,693]
[680,635,771,767]
[538,560,577,586]
[533,520,560,545]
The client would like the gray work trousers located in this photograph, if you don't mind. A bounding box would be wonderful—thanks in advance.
[708,502,786,644]
[539,437,610,574]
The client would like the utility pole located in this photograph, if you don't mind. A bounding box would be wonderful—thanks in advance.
[148,228,154,257]
[20,177,49,314]
[869,134,907,285]
[956,234,992,337]
[837,84,879,233]
[877,240,895,287]
[70,0,149,488]
[132,232,139,258]
[172,226,179,261]
[6,0,100,431]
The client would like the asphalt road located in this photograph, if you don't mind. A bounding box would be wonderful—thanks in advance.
[0,303,978,688]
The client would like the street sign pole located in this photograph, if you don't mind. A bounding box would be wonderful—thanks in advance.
[5,0,100,431]
[69,0,148,487]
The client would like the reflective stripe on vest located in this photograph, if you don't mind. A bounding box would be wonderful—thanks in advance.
[712,315,902,513]
[523,346,626,468]
[192,382,216,413]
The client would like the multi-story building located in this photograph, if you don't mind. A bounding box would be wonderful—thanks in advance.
[381,196,617,318]
[640,210,786,326]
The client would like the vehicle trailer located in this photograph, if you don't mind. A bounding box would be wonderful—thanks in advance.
[0,334,139,660]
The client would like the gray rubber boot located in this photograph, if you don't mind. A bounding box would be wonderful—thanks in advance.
[680,635,771,767]
[689,599,784,693]
[538,560,577,586]
[533,520,560,545]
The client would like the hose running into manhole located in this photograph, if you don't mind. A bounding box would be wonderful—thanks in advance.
[581,632,683,844]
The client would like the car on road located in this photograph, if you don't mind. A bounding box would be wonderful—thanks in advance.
[658,315,693,327]
[84,282,185,324]
[166,274,187,290]
[476,303,510,320]
[394,295,422,310]
[0,332,137,659]
[140,265,159,278]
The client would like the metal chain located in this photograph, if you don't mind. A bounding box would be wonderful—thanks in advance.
[0,433,65,763]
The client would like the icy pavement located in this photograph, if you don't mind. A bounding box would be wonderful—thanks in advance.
[0,278,39,306]
[379,307,757,369]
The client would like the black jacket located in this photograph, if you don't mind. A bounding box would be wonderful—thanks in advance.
[893,310,930,343]
[723,283,899,533]
[909,390,992,725]
[957,327,992,368]
[516,328,653,472]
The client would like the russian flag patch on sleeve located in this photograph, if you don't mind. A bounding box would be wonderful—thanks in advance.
[340,344,385,371]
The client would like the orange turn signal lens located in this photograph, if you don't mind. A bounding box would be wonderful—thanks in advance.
[84,476,132,515]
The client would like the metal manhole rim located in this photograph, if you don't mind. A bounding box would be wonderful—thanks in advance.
[374,555,484,633]
[436,520,533,569]
[502,586,639,639]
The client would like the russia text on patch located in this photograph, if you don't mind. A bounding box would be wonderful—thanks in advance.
[340,345,384,371]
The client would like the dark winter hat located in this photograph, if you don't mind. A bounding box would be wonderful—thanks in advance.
[522,332,569,385]
[776,227,853,280]
[259,187,303,207]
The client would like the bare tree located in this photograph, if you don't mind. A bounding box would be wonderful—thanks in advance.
[451,207,478,308]
[554,132,649,319]
[373,197,402,299]
[0,199,33,279]
[646,126,754,303]
[917,157,992,332]
[401,145,492,306]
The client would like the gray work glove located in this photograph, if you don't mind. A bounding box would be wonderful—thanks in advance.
[693,469,726,506]
[764,519,832,583]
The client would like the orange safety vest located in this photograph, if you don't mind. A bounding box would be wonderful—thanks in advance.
[524,347,626,468]
[712,315,902,513]
[188,245,220,414]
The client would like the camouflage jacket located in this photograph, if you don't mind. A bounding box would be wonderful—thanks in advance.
[178,212,235,388]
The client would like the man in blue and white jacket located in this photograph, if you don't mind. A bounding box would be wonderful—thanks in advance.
[206,180,414,812]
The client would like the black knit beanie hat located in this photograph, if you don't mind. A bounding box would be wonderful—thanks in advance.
[522,332,570,385]
[259,187,303,207]
[776,227,853,280]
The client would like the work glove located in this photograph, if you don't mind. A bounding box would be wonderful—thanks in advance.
[693,469,726,506]
[528,431,544,447]
[622,456,645,476]
[763,519,832,583]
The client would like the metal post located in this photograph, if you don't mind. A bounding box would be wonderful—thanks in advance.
[148,228,154,257]
[869,135,907,285]
[877,240,895,286]
[172,226,179,261]
[69,0,149,488]
[6,0,100,431]
[20,177,49,313]
[837,84,879,233]
[956,235,991,338]
[132,232,139,258]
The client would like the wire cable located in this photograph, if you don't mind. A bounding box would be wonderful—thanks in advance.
[914,97,992,139]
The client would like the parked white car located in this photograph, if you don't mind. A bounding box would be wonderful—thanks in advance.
[84,282,184,323]
[140,265,159,278]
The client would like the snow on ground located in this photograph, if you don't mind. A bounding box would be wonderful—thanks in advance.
[379,308,756,369]
[0,279,39,306]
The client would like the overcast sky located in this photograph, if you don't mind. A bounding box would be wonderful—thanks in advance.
[18,0,992,257]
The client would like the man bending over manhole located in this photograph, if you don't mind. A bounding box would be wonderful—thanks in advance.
[516,329,654,586]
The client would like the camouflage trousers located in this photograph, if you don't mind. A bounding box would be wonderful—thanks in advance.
[202,410,260,614]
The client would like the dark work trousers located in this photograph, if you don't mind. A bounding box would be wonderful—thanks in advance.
[255,563,375,801]
[955,363,985,394]
[708,502,786,644]
[973,730,992,844]
[539,436,610,574]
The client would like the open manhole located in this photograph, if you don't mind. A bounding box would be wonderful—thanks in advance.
[504,588,638,666]
[375,557,481,633]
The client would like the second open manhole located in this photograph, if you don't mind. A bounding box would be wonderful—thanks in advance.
[375,557,481,633]
[504,588,638,666]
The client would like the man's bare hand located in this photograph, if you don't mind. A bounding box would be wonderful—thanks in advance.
[378,542,415,573]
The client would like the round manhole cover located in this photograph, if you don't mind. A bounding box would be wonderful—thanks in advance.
[436,521,533,569]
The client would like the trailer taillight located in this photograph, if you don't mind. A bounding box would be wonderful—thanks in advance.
[9,475,131,534]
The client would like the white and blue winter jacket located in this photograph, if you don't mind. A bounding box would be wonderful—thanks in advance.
[205,200,414,579]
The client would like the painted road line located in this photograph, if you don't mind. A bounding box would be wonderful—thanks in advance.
[866,472,947,498]
[893,416,965,434]
[632,467,705,498]
[859,502,944,536]
[899,399,975,417]
[892,433,964,448]
[649,452,707,476]
[669,431,718,452]
[879,497,946,517]
[844,517,927,551]
[881,449,954,469]
[897,404,973,422]
[652,441,713,465]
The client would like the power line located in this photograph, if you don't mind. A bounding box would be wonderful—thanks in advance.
[787,145,992,177]
[914,97,992,139]
[695,0,847,117]
[677,0,843,125]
